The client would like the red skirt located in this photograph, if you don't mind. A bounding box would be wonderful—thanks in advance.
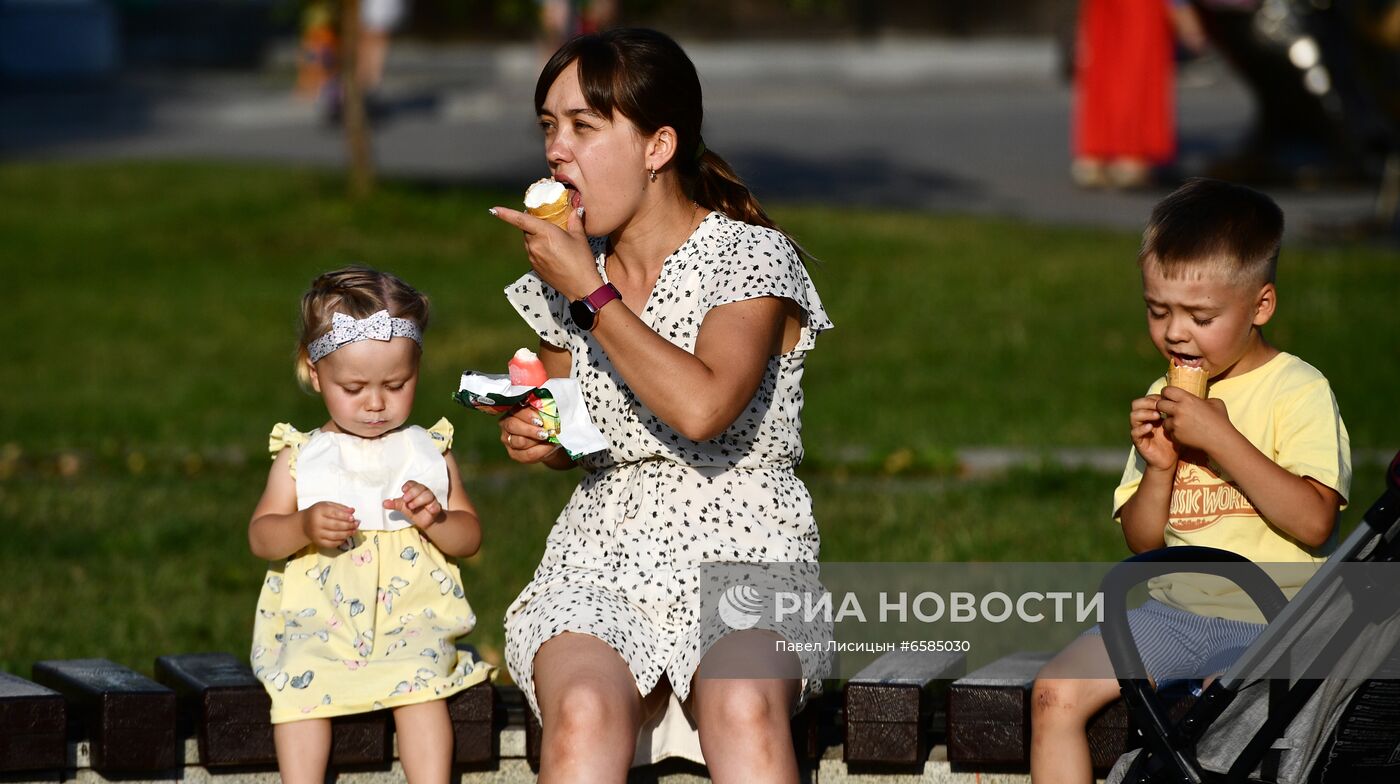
[1073,0,1176,163]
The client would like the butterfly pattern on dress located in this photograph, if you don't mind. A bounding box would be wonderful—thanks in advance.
[249,421,494,723]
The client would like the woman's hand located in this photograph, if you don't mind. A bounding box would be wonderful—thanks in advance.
[499,405,566,465]
[490,205,603,301]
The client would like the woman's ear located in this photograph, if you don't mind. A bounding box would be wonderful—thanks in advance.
[645,125,679,174]
[1252,282,1277,327]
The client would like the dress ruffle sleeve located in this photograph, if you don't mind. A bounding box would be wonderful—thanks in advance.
[699,225,834,352]
[504,272,574,350]
[426,417,454,454]
[268,422,312,480]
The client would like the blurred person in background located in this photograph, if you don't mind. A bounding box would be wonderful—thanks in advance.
[358,0,408,95]
[296,1,339,102]
[299,0,407,121]
[1072,0,1208,189]
[538,0,618,62]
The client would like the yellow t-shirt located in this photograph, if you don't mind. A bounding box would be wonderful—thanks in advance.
[1113,352,1352,622]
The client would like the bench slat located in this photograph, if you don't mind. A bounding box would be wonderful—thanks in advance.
[154,652,275,767]
[32,658,178,773]
[946,650,1052,767]
[447,682,496,764]
[153,652,396,767]
[844,650,965,765]
[0,671,66,772]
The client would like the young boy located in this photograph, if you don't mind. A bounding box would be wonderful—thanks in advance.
[1029,179,1352,784]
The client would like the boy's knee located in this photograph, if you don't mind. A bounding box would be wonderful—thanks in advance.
[1032,674,1123,728]
[1031,678,1087,724]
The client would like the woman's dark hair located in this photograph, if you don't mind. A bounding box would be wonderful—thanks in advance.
[537,28,808,258]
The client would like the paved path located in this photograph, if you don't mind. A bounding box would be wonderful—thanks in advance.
[1,38,1382,236]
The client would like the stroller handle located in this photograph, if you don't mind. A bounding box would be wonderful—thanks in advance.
[1357,449,1400,537]
[1099,547,1289,681]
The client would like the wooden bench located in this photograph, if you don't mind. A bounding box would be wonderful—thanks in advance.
[2,650,1179,782]
[151,651,495,768]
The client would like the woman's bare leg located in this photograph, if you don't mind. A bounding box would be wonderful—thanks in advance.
[689,630,802,784]
[533,632,644,783]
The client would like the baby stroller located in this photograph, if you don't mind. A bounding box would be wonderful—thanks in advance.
[1101,451,1400,784]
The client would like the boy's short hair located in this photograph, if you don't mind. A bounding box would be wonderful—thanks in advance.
[1139,178,1284,288]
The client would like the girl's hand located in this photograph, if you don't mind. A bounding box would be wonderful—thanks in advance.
[302,501,359,549]
[383,481,446,530]
[499,405,561,464]
[489,205,604,301]
[1130,394,1179,471]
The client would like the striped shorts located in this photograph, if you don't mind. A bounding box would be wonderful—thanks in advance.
[1083,599,1265,685]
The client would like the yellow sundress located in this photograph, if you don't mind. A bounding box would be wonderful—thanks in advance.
[250,418,493,723]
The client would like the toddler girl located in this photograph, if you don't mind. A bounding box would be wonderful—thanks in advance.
[248,266,492,783]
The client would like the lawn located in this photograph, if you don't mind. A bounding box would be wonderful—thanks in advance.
[2,162,1395,677]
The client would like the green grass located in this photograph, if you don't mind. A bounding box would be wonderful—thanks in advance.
[0,464,1128,675]
[1,161,1395,679]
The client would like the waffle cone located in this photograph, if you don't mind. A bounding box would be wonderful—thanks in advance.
[527,197,572,230]
[1167,363,1209,398]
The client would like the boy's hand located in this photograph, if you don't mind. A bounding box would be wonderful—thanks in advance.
[1131,394,1179,471]
[302,501,359,548]
[1156,387,1234,453]
[384,481,446,530]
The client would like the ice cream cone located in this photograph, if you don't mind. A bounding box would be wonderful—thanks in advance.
[1167,362,1209,398]
[524,178,572,230]
[528,199,571,229]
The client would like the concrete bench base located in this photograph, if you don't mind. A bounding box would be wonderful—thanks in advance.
[0,736,1109,784]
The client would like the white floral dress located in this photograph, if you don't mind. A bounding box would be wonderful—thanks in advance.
[250,419,494,723]
[502,211,834,764]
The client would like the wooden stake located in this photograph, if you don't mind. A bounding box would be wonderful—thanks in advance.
[340,0,374,199]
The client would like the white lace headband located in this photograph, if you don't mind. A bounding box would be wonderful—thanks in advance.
[307,310,422,363]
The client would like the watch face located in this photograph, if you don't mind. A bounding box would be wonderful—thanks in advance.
[569,299,596,331]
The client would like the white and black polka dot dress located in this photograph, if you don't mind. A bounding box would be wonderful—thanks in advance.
[502,211,834,763]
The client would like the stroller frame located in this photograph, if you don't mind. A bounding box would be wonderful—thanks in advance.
[1100,452,1400,784]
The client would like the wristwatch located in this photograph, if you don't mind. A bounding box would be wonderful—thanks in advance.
[569,283,622,331]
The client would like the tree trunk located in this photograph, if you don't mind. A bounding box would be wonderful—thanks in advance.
[340,0,374,199]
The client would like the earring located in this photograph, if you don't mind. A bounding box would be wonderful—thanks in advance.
[648,168,657,182]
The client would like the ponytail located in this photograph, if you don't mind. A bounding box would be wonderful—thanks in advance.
[689,148,772,232]
[687,146,814,263]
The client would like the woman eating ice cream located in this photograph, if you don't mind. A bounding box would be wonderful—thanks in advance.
[487,27,833,783]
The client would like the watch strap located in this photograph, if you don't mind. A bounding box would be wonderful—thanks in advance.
[583,283,622,311]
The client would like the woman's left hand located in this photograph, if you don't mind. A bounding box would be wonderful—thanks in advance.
[490,205,603,300]
[498,405,566,465]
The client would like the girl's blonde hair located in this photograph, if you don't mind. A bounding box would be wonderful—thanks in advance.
[295,266,431,390]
